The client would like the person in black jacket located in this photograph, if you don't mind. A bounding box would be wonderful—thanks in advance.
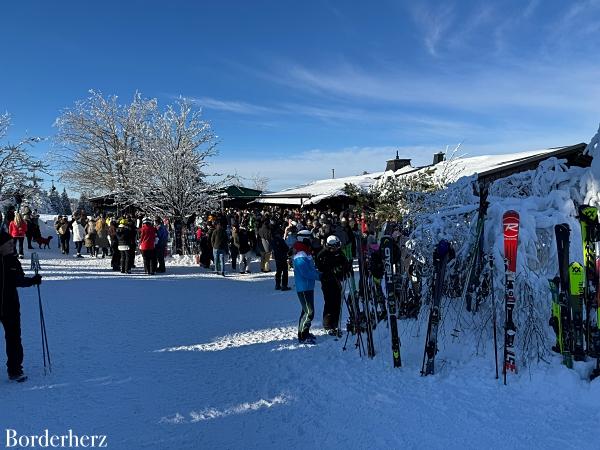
[237,224,252,273]
[271,228,290,291]
[315,235,350,334]
[0,231,42,382]
[199,226,212,269]
[116,221,132,274]
[229,224,240,272]
[210,222,228,276]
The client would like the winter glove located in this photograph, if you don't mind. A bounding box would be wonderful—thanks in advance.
[31,274,42,286]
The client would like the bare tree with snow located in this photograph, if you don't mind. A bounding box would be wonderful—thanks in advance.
[129,97,229,219]
[54,90,155,197]
[0,113,48,203]
[248,172,269,192]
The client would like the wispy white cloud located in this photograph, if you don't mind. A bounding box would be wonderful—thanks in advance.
[274,61,600,115]
[522,0,540,18]
[409,2,456,56]
[186,94,480,137]
[189,97,276,115]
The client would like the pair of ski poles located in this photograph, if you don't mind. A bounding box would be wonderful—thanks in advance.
[31,253,52,374]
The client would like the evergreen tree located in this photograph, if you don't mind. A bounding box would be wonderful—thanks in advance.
[77,193,93,215]
[48,188,62,214]
[29,188,52,214]
[61,188,72,215]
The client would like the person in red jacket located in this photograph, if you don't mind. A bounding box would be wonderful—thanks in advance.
[139,217,157,275]
[8,212,27,259]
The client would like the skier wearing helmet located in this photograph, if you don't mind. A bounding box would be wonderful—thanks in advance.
[316,235,350,335]
[292,229,321,344]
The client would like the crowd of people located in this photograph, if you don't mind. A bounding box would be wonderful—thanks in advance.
[190,207,386,343]
[0,204,44,259]
[48,206,384,344]
[53,212,169,275]
[0,200,403,381]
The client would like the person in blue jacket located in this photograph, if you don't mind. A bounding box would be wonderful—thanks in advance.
[292,229,321,344]
[154,217,169,273]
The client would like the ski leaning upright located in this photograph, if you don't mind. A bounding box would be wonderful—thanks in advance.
[381,235,401,367]
[502,210,520,384]
[569,262,585,361]
[578,205,600,378]
[421,239,452,376]
[462,201,488,312]
[356,232,376,358]
[554,223,574,368]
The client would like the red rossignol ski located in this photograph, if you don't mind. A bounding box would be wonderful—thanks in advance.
[503,210,520,384]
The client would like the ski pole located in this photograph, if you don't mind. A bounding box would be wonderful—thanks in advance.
[31,253,51,374]
[488,255,498,379]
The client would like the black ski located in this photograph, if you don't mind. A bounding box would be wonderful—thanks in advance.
[555,223,573,368]
[381,235,401,367]
[356,232,375,358]
[462,201,489,312]
[421,239,452,376]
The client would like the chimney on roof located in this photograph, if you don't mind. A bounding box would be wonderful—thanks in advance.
[433,151,445,165]
[386,150,411,172]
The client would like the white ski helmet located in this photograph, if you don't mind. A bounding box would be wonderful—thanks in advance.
[326,235,341,249]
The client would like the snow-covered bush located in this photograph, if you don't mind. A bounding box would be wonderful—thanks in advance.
[379,125,600,370]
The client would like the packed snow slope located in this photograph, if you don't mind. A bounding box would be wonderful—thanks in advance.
[1,221,600,450]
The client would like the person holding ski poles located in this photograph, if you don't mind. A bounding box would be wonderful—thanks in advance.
[316,235,350,335]
[0,231,42,382]
[293,229,321,344]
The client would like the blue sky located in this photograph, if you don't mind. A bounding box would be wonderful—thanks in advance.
[1,0,599,192]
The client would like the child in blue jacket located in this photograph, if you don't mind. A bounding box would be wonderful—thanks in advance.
[293,230,321,343]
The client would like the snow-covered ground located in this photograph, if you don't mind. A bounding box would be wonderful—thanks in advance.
[2,219,600,450]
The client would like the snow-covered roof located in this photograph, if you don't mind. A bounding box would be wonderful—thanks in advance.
[255,145,585,206]
[253,172,385,206]
[433,147,567,182]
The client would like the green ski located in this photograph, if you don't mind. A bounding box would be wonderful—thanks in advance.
[569,262,585,361]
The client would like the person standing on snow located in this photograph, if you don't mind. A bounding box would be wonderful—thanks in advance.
[0,231,42,382]
[9,212,27,259]
[84,218,97,257]
[271,227,290,291]
[293,229,321,344]
[71,216,85,258]
[57,216,71,255]
[139,217,157,275]
[95,217,110,258]
[236,223,252,273]
[155,217,168,273]
[316,235,350,335]
[116,220,132,274]
[210,222,228,276]
[108,219,120,270]
[258,219,273,272]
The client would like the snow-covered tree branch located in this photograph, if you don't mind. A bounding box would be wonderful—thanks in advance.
[130,97,229,218]
[54,90,155,195]
[0,113,48,202]
[55,92,230,218]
